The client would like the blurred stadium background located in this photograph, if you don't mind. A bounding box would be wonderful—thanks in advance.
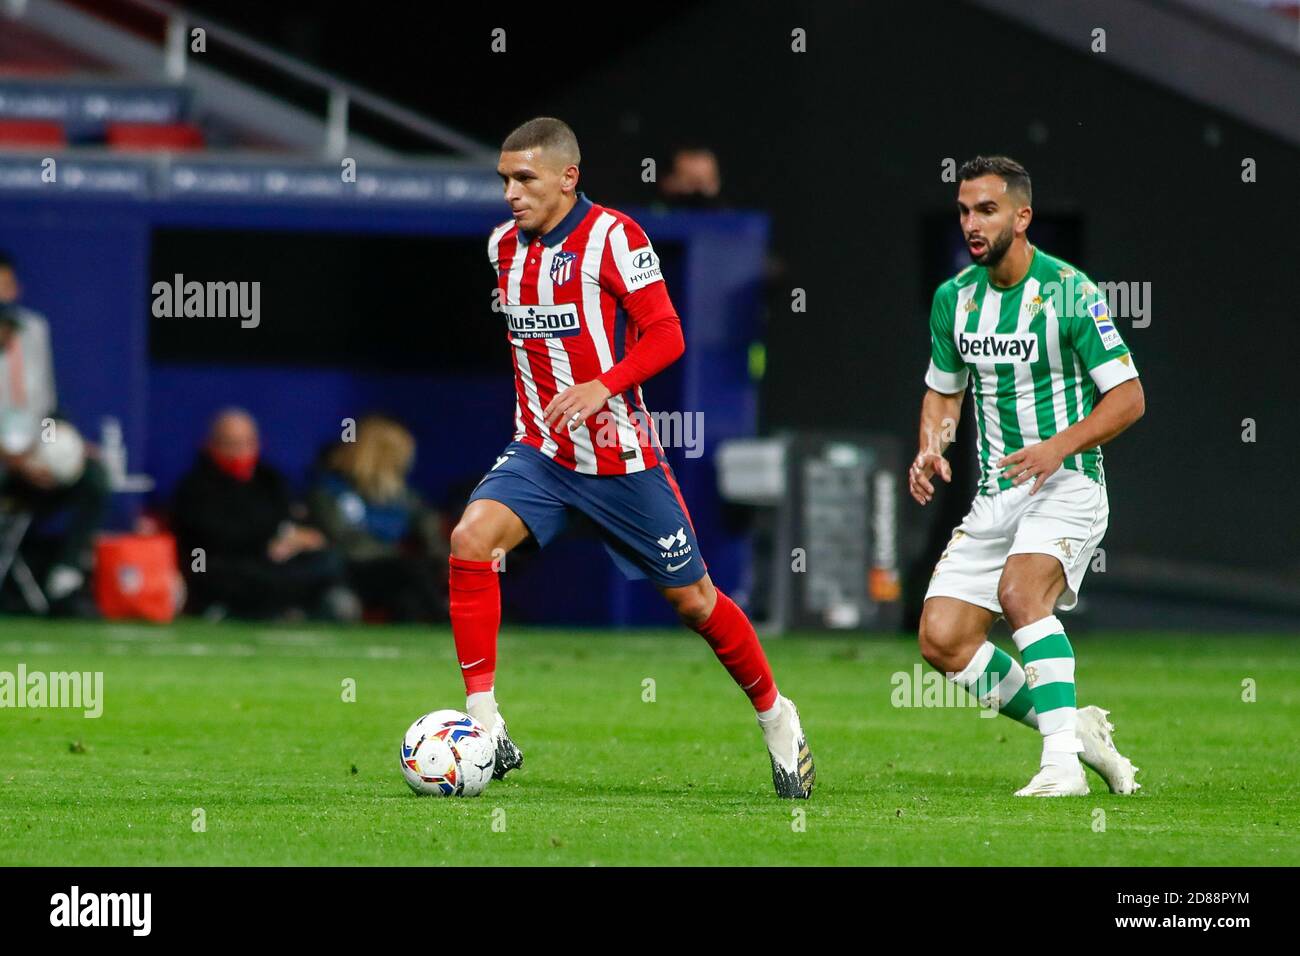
[0,0,1296,634]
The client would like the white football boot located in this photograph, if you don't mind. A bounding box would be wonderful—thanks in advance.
[1076,705,1141,794]
[758,695,815,798]
[468,703,524,781]
[1014,760,1090,797]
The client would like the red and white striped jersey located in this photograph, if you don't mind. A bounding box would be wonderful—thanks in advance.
[487,193,682,475]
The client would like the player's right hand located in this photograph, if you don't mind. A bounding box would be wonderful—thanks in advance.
[909,451,951,506]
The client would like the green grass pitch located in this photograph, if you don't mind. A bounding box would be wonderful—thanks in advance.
[1,620,1297,866]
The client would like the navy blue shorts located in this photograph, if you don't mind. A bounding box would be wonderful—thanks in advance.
[467,442,707,588]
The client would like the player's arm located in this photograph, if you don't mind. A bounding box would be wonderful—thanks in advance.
[911,286,969,506]
[1041,378,1144,458]
[593,291,682,397]
[540,290,682,430]
[543,221,683,429]
[1000,378,1144,495]
[911,386,964,505]
[1000,287,1145,493]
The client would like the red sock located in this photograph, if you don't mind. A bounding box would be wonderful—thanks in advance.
[692,590,778,712]
[449,556,499,695]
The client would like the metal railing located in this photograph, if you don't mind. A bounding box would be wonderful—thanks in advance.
[4,0,495,161]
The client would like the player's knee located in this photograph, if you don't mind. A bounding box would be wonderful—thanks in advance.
[918,611,962,672]
[997,581,1045,631]
[667,580,715,624]
[449,518,495,562]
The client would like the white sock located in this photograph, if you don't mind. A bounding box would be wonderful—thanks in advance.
[756,697,783,723]
[466,690,497,724]
[1011,615,1083,761]
[1042,743,1082,770]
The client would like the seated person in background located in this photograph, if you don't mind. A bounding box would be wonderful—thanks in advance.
[655,145,724,210]
[0,252,110,613]
[308,414,448,622]
[172,408,353,621]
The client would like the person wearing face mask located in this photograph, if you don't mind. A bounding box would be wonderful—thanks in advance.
[0,251,110,615]
[171,408,355,621]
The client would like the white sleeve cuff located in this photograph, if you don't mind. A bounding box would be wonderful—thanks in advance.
[925,360,969,394]
[1089,354,1139,393]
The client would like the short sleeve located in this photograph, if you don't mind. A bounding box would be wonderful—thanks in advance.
[487,221,511,276]
[595,216,679,343]
[1067,281,1138,393]
[603,218,664,298]
[924,285,969,393]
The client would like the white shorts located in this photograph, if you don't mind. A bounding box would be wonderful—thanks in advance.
[924,468,1109,614]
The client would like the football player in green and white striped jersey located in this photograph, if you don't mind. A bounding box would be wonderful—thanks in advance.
[909,156,1145,797]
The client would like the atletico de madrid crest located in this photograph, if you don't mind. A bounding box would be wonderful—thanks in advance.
[550,250,577,286]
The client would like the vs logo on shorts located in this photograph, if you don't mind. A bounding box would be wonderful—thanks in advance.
[657,526,692,563]
[657,528,686,552]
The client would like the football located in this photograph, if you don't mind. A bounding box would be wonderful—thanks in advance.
[399,710,495,796]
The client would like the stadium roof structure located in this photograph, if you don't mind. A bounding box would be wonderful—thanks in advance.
[968,0,1300,148]
[0,0,501,205]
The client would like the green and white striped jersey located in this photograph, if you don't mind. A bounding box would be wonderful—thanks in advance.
[925,248,1138,495]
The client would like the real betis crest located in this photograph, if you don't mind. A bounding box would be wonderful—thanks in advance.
[1025,294,1045,318]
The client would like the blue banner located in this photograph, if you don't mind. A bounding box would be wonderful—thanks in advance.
[0,81,189,125]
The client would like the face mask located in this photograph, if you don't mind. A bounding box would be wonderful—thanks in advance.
[211,449,258,482]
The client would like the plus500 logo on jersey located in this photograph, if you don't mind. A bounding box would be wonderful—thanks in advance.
[957,331,1039,363]
[504,303,581,339]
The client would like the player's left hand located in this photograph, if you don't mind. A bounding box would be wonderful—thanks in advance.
[997,439,1065,495]
[543,380,611,431]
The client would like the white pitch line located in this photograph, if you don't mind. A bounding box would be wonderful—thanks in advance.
[103,625,177,642]
[254,630,339,646]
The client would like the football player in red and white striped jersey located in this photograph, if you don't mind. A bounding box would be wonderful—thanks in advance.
[448,117,815,798]
[486,170,674,475]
